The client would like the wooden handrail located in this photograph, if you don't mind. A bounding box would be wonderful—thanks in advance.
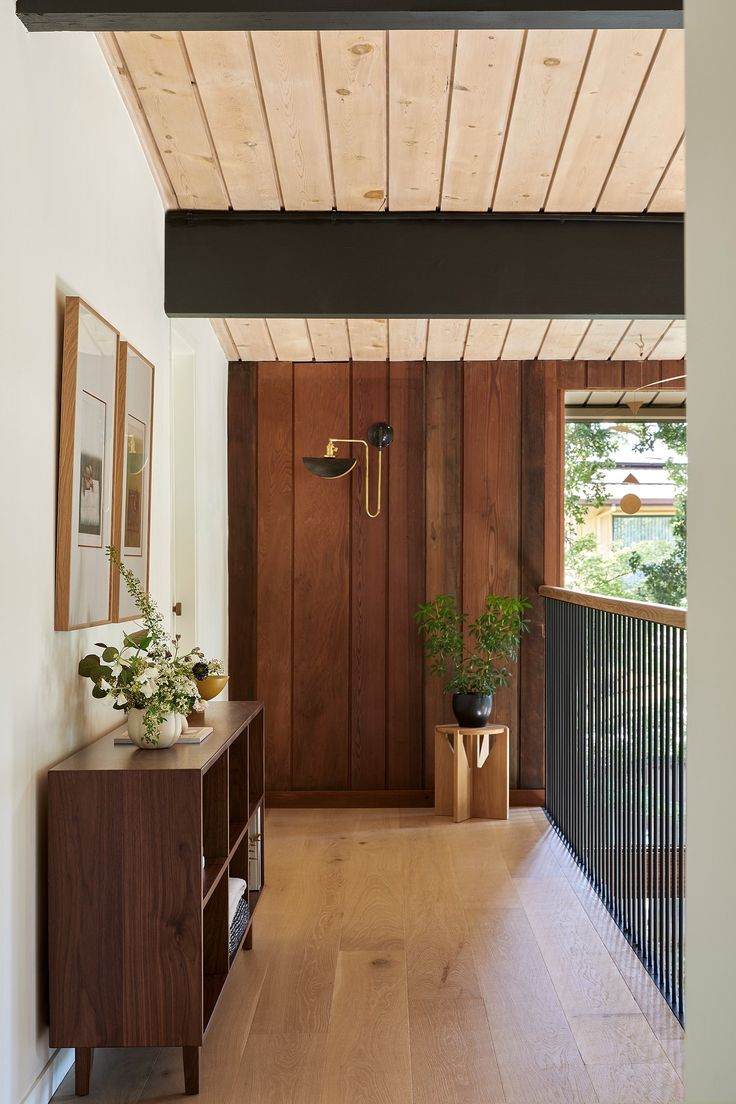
[539,586,687,630]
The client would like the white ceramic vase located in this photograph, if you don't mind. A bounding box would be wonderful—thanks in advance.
[127,708,178,749]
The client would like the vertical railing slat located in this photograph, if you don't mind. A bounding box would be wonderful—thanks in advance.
[543,596,686,1026]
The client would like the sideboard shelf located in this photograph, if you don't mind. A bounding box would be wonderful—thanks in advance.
[48,701,265,1097]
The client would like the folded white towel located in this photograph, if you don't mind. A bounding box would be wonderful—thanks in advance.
[228,876,247,927]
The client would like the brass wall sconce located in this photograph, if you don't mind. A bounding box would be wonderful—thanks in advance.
[302,421,393,518]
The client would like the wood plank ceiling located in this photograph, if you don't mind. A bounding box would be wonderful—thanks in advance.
[217,316,686,362]
[101,27,686,361]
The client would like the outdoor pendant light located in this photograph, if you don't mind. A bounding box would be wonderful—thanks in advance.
[303,421,393,518]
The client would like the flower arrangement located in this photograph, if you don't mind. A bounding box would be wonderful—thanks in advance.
[180,646,224,683]
[78,547,221,746]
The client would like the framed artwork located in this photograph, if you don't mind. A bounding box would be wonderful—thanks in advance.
[112,342,155,622]
[56,297,120,630]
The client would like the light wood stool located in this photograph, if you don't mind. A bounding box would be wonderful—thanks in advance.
[434,724,509,822]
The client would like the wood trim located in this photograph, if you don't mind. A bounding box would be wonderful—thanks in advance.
[111,341,155,623]
[18,4,684,33]
[519,361,546,790]
[511,788,545,808]
[55,296,121,631]
[540,585,687,628]
[266,788,544,808]
[267,789,434,808]
[227,362,258,698]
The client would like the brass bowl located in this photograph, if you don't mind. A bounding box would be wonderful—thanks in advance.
[194,674,229,701]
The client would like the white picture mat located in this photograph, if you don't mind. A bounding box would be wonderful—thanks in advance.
[68,305,118,627]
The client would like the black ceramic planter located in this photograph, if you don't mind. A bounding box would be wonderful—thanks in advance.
[452,693,493,728]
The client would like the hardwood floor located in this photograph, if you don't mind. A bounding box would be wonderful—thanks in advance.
[53,807,684,1103]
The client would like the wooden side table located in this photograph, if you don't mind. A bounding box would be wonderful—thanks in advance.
[434,724,509,822]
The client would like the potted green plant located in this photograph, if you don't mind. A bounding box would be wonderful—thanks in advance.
[78,548,217,747]
[415,593,530,728]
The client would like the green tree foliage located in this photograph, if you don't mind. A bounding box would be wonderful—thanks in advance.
[564,421,687,607]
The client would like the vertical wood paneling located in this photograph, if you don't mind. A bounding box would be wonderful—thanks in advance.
[424,362,463,787]
[544,362,565,587]
[293,363,351,788]
[256,362,294,790]
[387,362,426,789]
[228,362,258,702]
[519,361,547,789]
[236,358,686,797]
[462,361,521,786]
[351,362,389,788]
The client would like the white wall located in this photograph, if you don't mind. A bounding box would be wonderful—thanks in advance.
[685,2,736,1100]
[0,6,228,1101]
[172,319,230,667]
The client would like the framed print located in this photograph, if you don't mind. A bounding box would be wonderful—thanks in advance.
[56,297,120,630]
[112,342,155,622]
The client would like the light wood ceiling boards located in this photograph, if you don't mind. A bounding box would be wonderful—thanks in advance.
[107,27,685,215]
[221,317,686,362]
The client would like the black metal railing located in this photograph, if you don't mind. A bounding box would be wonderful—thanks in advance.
[543,588,687,1024]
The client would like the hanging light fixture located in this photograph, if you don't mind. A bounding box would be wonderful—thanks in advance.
[302,421,393,518]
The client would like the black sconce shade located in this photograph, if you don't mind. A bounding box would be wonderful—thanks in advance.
[302,456,357,479]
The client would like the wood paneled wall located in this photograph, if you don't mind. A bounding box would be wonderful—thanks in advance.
[228,358,684,801]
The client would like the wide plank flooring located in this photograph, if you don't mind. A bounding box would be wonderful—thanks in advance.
[53,807,684,1104]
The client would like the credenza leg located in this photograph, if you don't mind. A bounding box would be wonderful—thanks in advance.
[183,1046,200,1095]
[245,925,253,950]
[75,1048,93,1096]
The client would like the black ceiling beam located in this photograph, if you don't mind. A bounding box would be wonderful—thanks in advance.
[164,211,684,320]
[16,0,682,31]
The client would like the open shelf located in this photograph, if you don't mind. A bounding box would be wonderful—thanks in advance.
[202,857,227,905]
[229,727,249,845]
[203,873,228,1029]
[202,751,228,869]
[248,710,264,811]
[229,820,248,855]
[203,974,227,1031]
[49,701,265,1096]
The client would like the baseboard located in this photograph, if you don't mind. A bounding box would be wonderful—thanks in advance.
[510,789,546,807]
[267,788,546,809]
[267,789,434,808]
[19,1047,73,1104]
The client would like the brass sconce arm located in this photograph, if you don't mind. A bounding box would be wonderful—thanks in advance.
[327,438,383,518]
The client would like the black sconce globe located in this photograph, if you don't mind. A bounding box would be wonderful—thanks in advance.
[367,422,394,450]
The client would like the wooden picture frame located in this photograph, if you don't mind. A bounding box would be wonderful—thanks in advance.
[56,297,120,630]
[111,342,155,622]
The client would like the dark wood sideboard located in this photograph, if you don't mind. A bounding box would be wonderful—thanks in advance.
[48,701,265,1096]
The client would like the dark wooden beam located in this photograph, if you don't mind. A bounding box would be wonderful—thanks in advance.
[16,0,683,31]
[165,211,684,321]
